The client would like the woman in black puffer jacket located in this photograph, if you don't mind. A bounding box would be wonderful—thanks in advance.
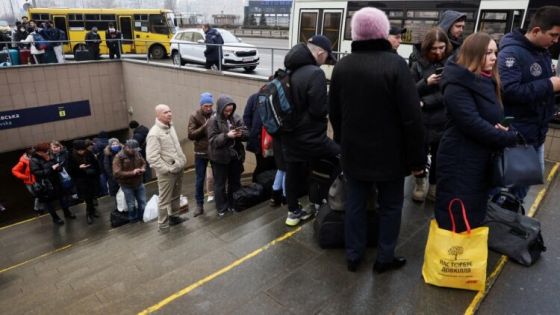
[409,28,453,203]
[67,139,100,224]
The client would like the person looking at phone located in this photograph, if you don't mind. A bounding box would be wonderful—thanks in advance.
[67,139,101,224]
[409,28,453,202]
[498,5,560,201]
[113,139,147,223]
[207,95,249,216]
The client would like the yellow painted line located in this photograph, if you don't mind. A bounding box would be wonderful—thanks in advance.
[0,244,73,274]
[138,227,303,315]
[464,162,559,315]
[0,168,196,232]
[0,214,47,231]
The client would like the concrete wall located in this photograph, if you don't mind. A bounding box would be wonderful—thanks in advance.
[122,60,267,168]
[0,61,127,153]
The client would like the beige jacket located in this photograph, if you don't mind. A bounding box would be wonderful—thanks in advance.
[146,119,187,176]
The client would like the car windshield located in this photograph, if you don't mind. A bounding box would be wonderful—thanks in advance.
[218,29,240,43]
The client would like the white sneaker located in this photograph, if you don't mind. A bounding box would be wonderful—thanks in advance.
[412,177,426,202]
[207,195,214,203]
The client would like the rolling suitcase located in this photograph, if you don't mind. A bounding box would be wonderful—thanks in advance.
[19,49,31,64]
[9,49,19,65]
[0,49,8,63]
[75,47,92,61]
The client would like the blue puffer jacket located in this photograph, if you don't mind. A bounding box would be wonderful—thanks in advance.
[498,29,556,146]
[436,60,518,232]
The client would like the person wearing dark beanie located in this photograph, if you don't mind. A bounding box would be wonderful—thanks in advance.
[188,92,215,216]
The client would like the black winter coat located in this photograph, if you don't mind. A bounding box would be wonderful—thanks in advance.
[329,39,425,181]
[204,28,224,62]
[132,125,150,158]
[207,95,249,164]
[30,155,63,202]
[243,93,262,154]
[281,43,340,162]
[67,150,100,200]
[436,60,519,232]
[410,52,447,144]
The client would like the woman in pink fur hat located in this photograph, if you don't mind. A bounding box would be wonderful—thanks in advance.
[329,7,426,273]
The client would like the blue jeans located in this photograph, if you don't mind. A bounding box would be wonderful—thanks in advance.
[273,170,286,195]
[121,184,147,221]
[509,144,545,201]
[345,175,404,263]
[195,155,209,206]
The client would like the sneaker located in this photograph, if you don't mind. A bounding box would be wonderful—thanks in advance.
[412,177,426,202]
[158,226,170,233]
[285,211,302,226]
[169,215,187,226]
[207,195,214,203]
[426,185,437,201]
[217,210,227,217]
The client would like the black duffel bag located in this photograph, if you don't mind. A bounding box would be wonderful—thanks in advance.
[110,209,130,228]
[232,183,266,212]
[254,169,276,199]
[484,202,546,266]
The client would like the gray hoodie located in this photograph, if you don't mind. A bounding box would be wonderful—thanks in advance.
[438,10,466,51]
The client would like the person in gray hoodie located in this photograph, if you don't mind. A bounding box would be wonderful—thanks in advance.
[207,95,249,216]
[438,10,467,53]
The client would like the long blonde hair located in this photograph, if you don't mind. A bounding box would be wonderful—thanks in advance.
[456,32,502,103]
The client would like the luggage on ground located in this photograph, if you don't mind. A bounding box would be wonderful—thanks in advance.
[19,49,31,64]
[254,169,276,198]
[110,209,129,228]
[75,46,92,61]
[9,49,19,65]
[491,190,525,214]
[484,201,546,266]
[313,203,379,249]
[232,183,266,211]
[308,158,341,205]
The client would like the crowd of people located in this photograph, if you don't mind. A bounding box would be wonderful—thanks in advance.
[1,17,123,65]
[8,5,560,274]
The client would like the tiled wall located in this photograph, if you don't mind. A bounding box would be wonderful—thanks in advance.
[0,61,126,152]
[545,128,560,162]
[122,60,267,168]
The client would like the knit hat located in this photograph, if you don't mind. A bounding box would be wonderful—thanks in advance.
[125,139,140,150]
[200,92,213,106]
[108,138,120,146]
[73,139,87,150]
[351,7,390,41]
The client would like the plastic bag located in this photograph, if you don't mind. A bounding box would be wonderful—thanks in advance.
[143,194,159,222]
[422,199,489,291]
[178,195,189,214]
[116,188,127,212]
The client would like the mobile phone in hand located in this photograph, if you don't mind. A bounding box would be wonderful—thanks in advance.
[435,67,444,75]
[501,116,515,127]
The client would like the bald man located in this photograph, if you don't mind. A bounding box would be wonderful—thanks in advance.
[146,104,187,232]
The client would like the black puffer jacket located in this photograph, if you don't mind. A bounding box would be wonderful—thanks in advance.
[30,154,63,202]
[410,50,447,144]
[435,60,518,232]
[207,95,249,164]
[281,43,339,162]
[329,39,425,181]
[67,150,100,200]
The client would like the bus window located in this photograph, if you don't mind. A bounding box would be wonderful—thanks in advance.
[478,10,523,43]
[403,11,439,44]
[134,14,149,32]
[69,13,84,29]
[322,11,342,52]
[149,14,169,35]
[299,11,318,43]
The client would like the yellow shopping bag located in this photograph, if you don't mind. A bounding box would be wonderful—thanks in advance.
[422,198,489,291]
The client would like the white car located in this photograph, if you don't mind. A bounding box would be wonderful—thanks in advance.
[170,28,259,72]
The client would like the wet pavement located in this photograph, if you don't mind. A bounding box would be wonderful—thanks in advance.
[0,163,558,314]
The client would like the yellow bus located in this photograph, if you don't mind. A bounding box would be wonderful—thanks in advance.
[28,8,176,59]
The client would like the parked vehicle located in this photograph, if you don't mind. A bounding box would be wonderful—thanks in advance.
[170,28,260,72]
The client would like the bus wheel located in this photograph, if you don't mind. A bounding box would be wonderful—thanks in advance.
[149,45,166,60]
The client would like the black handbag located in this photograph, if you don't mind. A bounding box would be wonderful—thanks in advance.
[484,202,546,266]
[31,179,54,199]
[493,144,543,187]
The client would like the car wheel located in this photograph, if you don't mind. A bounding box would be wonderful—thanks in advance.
[172,51,184,66]
[243,66,257,73]
[149,45,166,60]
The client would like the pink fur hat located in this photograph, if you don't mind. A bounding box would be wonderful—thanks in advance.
[351,7,390,41]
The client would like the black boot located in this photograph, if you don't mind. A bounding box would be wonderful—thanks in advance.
[270,190,283,207]
[52,214,64,225]
[63,208,76,219]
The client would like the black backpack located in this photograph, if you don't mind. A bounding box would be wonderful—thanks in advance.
[257,69,298,135]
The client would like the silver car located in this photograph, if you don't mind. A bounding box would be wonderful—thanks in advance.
[170,28,260,72]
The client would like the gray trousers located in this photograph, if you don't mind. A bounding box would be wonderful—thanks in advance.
[156,172,183,228]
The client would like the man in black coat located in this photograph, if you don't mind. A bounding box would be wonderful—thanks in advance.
[282,35,340,227]
[129,120,152,182]
[85,26,101,60]
[329,7,425,273]
[202,24,224,70]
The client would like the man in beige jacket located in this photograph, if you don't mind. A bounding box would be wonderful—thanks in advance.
[146,104,187,232]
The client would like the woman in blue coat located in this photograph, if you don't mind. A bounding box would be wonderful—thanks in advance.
[436,32,520,232]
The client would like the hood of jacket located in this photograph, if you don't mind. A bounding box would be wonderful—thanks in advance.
[442,59,497,102]
[205,28,220,37]
[217,95,237,120]
[499,29,548,53]
[284,43,317,71]
[438,10,466,36]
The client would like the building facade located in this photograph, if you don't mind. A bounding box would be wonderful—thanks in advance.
[244,0,291,28]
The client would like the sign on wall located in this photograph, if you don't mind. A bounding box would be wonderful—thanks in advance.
[0,100,91,130]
